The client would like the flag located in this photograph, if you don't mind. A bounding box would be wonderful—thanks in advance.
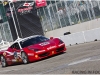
[35,0,47,8]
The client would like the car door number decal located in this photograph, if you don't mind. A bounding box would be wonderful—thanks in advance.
[14,51,18,59]
[13,51,21,60]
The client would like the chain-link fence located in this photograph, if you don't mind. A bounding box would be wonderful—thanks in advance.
[37,0,100,32]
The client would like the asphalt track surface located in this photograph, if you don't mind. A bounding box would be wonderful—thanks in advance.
[0,41,100,74]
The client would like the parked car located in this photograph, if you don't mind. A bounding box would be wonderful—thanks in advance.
[0,35,66,67]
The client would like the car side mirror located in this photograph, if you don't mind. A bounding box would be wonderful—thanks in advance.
[50,37,53,40]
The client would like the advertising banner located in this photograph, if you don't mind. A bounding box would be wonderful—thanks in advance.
[4,1,44,40]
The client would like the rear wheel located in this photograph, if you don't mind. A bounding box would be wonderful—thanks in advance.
[1,56,7,67]
[21,52,29,64]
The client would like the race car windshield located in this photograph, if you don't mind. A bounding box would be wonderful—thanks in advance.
[20,36,49,48]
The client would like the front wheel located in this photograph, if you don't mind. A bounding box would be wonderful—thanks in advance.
[21,52,29,64]
[1,55,7,67]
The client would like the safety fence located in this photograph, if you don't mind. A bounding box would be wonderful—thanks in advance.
[0,27,100,50]
[59,27,100,46]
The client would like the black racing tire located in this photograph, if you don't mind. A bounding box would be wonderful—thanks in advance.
[0,55,7,67]
[21,52,29,64]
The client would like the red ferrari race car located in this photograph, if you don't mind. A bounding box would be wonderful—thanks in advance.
[0,35,66,67]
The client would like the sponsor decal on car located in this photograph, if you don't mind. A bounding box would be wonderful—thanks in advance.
[3,52,6,56]
[39,42,50,46]
[36,50,45,53]
[5,51,13,55]
[47,46,56,50]
[28,53,34,56]
[12,59,18,62]
[58,43,64,47]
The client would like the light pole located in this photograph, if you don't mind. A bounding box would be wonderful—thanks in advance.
[8,1,20,39]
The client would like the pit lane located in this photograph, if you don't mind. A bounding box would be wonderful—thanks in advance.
[0,41,100,74]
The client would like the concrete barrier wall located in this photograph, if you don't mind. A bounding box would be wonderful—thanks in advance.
[84,28,100,42]
[59,27,100,46]
[60,32,85,46]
